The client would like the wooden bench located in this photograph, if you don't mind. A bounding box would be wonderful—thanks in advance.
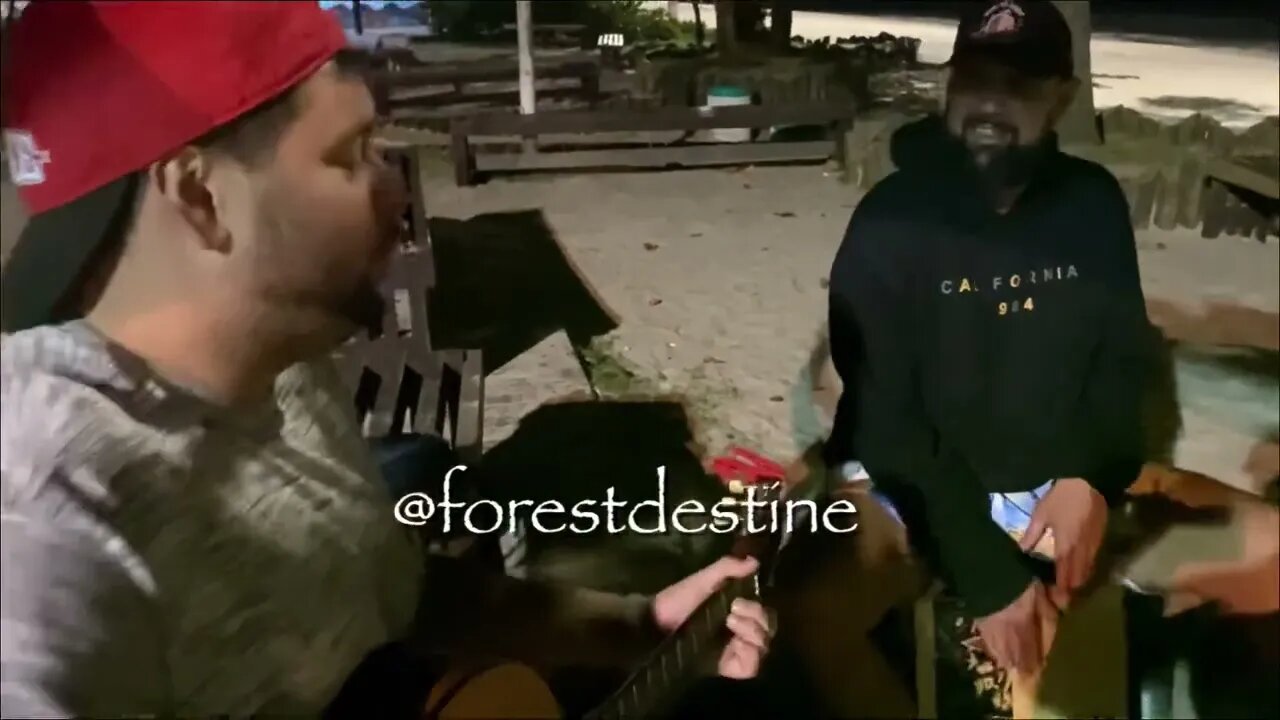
[372,53,602,122]
[332,145,484,465]
[448,101,857,186]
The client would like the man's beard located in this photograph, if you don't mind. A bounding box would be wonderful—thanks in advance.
[253,230,388,350]
[945,116,1054,199]
[260,276,387,348]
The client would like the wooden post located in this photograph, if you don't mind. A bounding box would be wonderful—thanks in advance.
[352,0,364,36]
[515,0,536,152]
[1053,1,1101,145]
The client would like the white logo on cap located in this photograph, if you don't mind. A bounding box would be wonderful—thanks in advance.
[973,0,1025,38]
[3,129,52,186]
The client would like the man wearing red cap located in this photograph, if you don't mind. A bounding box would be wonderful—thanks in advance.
[0,3,771,716]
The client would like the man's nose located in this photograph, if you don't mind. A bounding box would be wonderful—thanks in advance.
[374,160,410,219]
[973,91,1008,116]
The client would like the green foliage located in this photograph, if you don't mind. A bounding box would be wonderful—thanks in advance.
[584,1,695,43]
[426,0,513,39]
[427,0,696,44]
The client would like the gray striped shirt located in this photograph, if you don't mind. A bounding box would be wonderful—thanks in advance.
[1,321,424,717]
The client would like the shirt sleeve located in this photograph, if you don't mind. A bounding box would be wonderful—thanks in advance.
[827,196,1035,618]
[1,472,170,718]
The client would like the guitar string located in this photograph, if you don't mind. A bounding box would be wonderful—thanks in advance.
[589,489,784,720]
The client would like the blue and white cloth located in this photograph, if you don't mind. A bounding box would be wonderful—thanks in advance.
[837,460,1055,536]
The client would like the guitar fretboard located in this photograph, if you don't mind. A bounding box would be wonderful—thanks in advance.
[583,575,757,720]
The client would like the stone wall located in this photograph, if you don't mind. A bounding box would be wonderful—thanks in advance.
[840,107,1280,243]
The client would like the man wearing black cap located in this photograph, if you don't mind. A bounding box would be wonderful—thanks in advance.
[823,0,1153,688]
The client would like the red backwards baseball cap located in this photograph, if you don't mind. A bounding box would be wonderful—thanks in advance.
[1,1,347,333]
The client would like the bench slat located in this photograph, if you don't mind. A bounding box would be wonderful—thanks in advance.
[374,58,599,89]
[454,102,855,137]
[474,140,836,173]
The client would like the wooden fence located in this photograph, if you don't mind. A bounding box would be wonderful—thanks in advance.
[841,108,1279,241]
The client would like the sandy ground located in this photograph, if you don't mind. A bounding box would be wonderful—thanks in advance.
[655,3,1280,128]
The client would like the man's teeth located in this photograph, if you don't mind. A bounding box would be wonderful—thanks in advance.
[970,123,1004,141]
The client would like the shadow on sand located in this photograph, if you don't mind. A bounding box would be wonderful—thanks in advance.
[426,208,735,594]
[427,209,619,374]
[475,397,735,595]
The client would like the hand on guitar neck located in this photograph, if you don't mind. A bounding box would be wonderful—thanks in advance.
[422,557,774,720]
[425,474,806,720]
[650,555,773,679]
[580,478,800,720]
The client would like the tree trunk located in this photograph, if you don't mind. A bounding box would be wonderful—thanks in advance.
[1053,1,1101,145]
[770,1,794,52]
[352,0,364,35]
[692,2,705,46]
[714,1,737,57]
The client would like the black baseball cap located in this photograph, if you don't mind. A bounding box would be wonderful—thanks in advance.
[1,174,140,333]
[947,0,1075,79]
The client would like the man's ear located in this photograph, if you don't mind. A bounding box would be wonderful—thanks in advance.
[152,147,232,253]
[938,66,955,109]
[1050,76,1081,125]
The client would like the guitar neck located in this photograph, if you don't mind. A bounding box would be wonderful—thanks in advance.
[584,458,825,720]
[583,575,757,720]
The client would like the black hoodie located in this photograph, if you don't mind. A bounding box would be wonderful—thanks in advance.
[826,115,1155,616]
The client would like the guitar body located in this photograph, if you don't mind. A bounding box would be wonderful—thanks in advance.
[424,663,562,719]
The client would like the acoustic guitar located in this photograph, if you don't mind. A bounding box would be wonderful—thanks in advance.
[423,468,822,719]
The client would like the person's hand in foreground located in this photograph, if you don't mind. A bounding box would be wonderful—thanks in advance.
[974,580,1059,675]
[1020,477,1109,609]
[651,556,772,679]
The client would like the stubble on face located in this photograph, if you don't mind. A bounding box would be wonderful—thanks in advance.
[248,177,388,351]
[236,63,399,354]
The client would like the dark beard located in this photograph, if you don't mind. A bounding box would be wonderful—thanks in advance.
[968,140,1051,195]
[259,276,387,349]
[941,121,1055,203]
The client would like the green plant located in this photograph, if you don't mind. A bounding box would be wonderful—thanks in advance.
[426,0,504,39]
[584,1,696,43]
